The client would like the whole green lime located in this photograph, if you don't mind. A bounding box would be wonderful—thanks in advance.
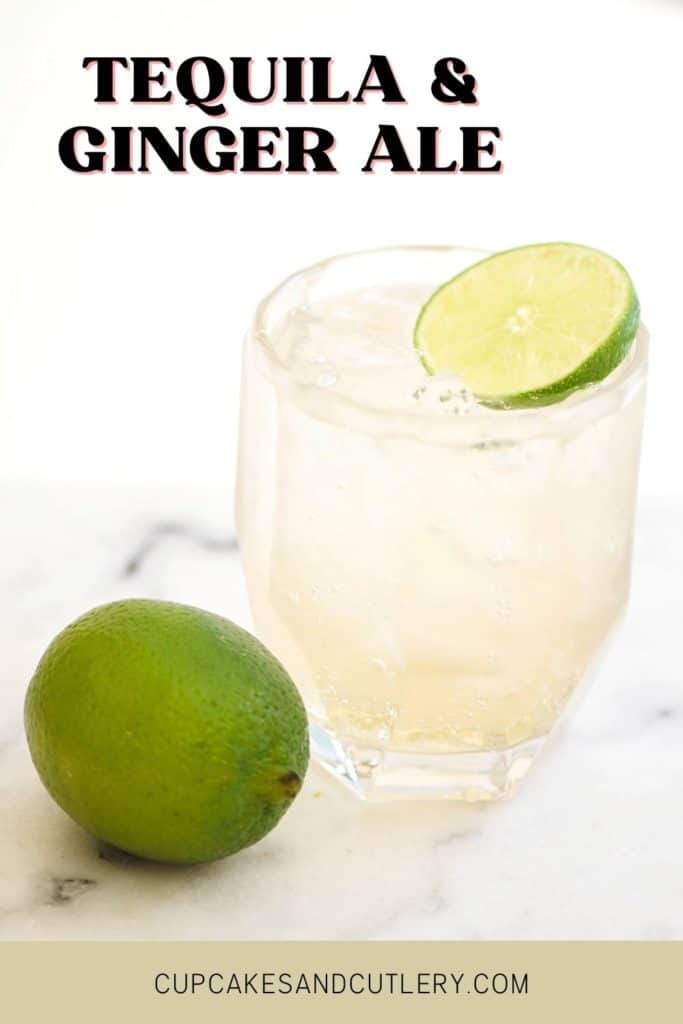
[24,599,309,864]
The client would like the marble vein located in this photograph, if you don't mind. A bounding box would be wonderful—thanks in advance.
[0,483,681,941]
[122,522,238,577]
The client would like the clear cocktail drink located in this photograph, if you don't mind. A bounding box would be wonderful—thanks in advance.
[236,247,647,799]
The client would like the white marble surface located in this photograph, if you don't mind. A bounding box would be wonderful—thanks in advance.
[0,482,681,940]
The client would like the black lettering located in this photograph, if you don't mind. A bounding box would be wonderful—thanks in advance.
[461,127,502,172]
[310,57,349,102]
[111,126,133,172]
[431,57,477,103]
[208,974,223,995]
[418,126,457,172]
[82,57,128,102]
[177,57,227,116]
[139,127,186,172]
[512,973,528,995]
[242,127,281,172]
[131,57,172,102]
[361,124,414,172]
[283,57,306,101]
[286,127,336,172]
[189,126,236,172]
[354,55,405,102]
[231,57,277,102]
[154,973,170,995]
[58,126,106,172]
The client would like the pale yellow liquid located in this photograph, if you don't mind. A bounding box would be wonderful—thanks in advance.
[237,286,645,755]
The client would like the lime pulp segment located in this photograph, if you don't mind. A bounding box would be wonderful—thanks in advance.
[414,242,640,407]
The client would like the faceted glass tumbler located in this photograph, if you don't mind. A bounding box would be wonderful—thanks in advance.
[235,247,647,800]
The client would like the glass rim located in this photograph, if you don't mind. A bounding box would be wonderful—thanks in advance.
[249,244,648,442]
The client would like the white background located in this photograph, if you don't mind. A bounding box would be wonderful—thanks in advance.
[0,0,681,496]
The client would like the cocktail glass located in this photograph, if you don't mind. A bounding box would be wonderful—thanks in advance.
[235,246,647,800]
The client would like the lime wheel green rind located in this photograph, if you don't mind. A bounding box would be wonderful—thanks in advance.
[414,242,640,408]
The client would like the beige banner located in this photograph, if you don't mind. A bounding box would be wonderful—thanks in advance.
[1,941,681,1023]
